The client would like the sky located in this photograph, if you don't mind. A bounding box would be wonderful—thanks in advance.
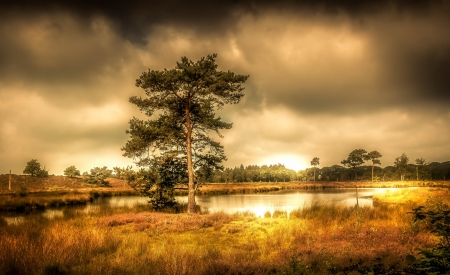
[1,0,450,175]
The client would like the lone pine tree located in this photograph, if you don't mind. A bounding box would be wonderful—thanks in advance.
[122,54,249,213]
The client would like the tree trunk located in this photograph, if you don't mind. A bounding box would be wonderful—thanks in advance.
[185,103,196,214]
[372,165,374,182]
[313,169,316,182]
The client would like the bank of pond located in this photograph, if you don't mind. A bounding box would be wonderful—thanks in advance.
[0,186,435,223]
[1,189,448,274]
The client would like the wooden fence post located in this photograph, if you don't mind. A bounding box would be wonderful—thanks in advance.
[9,170,12,191]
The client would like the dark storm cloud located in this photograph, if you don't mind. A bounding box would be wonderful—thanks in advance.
[1,0,450,174]
[2,0,449,111]
[1,0,442,42]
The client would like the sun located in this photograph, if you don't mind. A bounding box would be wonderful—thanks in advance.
[262,155,306,171]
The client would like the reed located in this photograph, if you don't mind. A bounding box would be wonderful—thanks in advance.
[0,199,440,274]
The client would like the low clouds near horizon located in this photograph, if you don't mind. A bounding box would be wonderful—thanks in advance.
[1,0,450,174]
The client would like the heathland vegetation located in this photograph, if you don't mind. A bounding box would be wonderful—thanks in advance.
[1,187,450,274]
[3,54,450,274]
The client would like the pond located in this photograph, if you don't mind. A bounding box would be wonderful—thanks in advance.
[1,187,413,224]
[98,187,403,217]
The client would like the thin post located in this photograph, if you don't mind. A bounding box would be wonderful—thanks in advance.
[9,170,12,191]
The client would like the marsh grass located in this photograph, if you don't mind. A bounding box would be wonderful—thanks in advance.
[0,200,441,275]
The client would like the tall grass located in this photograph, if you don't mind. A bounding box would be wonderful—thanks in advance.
[0,201,439,274]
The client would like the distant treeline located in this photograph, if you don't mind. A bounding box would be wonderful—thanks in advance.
[205,161,450,183]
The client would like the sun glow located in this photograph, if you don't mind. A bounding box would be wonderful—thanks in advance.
[262,155,306,171]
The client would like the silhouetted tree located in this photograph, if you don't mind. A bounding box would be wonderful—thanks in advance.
[23,159,48,177]
[310,157,320,182]
[122,54,249,213]
[341,149,367,181]
[367,151,382,182]
[415,158,429,180]
[23,159,41,176]
[394,153,409,181]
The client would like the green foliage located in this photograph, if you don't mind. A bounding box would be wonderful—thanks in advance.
[311,157,320,182]
[23,159,49,177]
[367,150,382,166]
[395,153,410,181]
[83,166,112,186]
[210,163,297,183]
[23,159,41,176]
[367,150,382,182]
[310,157,320,167]
[123,54,248,213]
[64,165,80,178]
[341,149,367,180]
[113,166,134,180]
[126,155,187,210]
[36,168,49,178]
[408,201,450,274]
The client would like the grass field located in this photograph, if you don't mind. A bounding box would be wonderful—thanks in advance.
[1,189,448,274]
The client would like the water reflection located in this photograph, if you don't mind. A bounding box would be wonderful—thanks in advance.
[1,188,417,222]
[3,216,25,225]
[42,210,64,219]
[96,196,148,207]
[177,188,377,217]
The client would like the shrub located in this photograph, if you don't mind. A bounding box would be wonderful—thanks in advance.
[64,166,80,178]
[407,201,450,274]
[23,159,49,177]
[83,167,112,186]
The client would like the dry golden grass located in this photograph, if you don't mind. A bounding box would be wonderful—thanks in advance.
[372,187,450,205]
[0,197,442,274]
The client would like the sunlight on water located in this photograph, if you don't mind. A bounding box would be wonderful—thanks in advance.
[4,216,25,225]
[177,189,376,217]
[42,210,64,219]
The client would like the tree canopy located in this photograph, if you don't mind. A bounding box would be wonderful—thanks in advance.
[341,149,367,181]
[64,165,80,178]
[394,153,409,181]
[23,159,41,176]
[122,54,249,213]
[367,150,382,182]
[23,159,48,177]
[311,157,320,182]
[82,166,112,186]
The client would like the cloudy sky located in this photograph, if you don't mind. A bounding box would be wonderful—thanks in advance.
[1,0,450,175]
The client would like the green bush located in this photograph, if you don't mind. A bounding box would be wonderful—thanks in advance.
[83,166,112,186]
[408,202,450,274]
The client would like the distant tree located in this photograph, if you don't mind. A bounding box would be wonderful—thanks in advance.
[36,168,49,178]
[23,159,41,176]
[415,158,430,180]
[122,54,248,213]
[341,149,367,181]
[394,153,409,181]
[64,166,80,178]
[113,166,134,180]
[367,151,382,182]
[83,166,112,186]
[329,165,345,182]
[310,157,320,182]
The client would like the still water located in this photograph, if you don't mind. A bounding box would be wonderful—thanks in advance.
[3,188,406,224]
[101,188,396,217]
